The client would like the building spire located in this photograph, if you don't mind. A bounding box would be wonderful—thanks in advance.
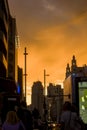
[71,55,77,73]
[65,63,71,78]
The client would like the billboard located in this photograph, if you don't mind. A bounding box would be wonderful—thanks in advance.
[78,81,87,124]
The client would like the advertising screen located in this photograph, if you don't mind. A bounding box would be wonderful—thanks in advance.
[78,82,87,124]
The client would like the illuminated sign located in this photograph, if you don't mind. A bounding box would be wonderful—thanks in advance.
[78,81,87,124]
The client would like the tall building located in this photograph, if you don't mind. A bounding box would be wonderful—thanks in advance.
[0,0,21,115]
[64,55,87,124]
[47,83,63,122]
[0,0,18,81]
[8,16,18,82]
[64,55,87,103]
[31,81,44,118]
[0,0,19,94]
[0,0,9,77]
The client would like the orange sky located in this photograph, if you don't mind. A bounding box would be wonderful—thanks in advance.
[8,0,87,89]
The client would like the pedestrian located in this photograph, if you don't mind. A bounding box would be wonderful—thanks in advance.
[32,108,40,129]
[2,110,25,130]
[60,101,81,130]
[37,116,45,130]
[17,101,33,130]
[71,103,86,130]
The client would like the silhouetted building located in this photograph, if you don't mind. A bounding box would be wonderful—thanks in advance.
[47,83,63,122]
[0,0,19,92]
[0,0,21,119]
[65,55,87,79]
[0,0,9,77]
[64,55,87,124]
[31,81,44,118]
[64,55,87,102]
[8,16,18,82]
[0,0,19,81]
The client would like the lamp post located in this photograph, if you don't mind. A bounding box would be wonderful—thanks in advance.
[23,47,28,102]
[43,69,49,121]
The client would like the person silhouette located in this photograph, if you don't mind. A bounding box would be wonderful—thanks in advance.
[60,101,81,130]
[2,111,25,130]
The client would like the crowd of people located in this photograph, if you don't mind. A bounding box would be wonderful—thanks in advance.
[0,100,87,130]
[0,101,45,130]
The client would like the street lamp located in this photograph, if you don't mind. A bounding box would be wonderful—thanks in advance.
[43,69,49,121]
[23,47,28,102]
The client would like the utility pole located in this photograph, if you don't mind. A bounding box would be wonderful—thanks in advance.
[24,47,28,102]
[43,69,49,121]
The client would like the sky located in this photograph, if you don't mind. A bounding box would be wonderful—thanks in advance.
[8,0,87,90]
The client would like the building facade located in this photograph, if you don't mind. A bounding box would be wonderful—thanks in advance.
[47,83,63,122]
[0,0,9,77]
[64,55,87,124]
[31,81,44,118]
[0,0,18,81]
[8,16,18,82]
[0,0,21,116]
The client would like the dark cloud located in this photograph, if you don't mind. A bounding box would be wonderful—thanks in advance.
[8,0,87,22]
[8,0,87,34]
